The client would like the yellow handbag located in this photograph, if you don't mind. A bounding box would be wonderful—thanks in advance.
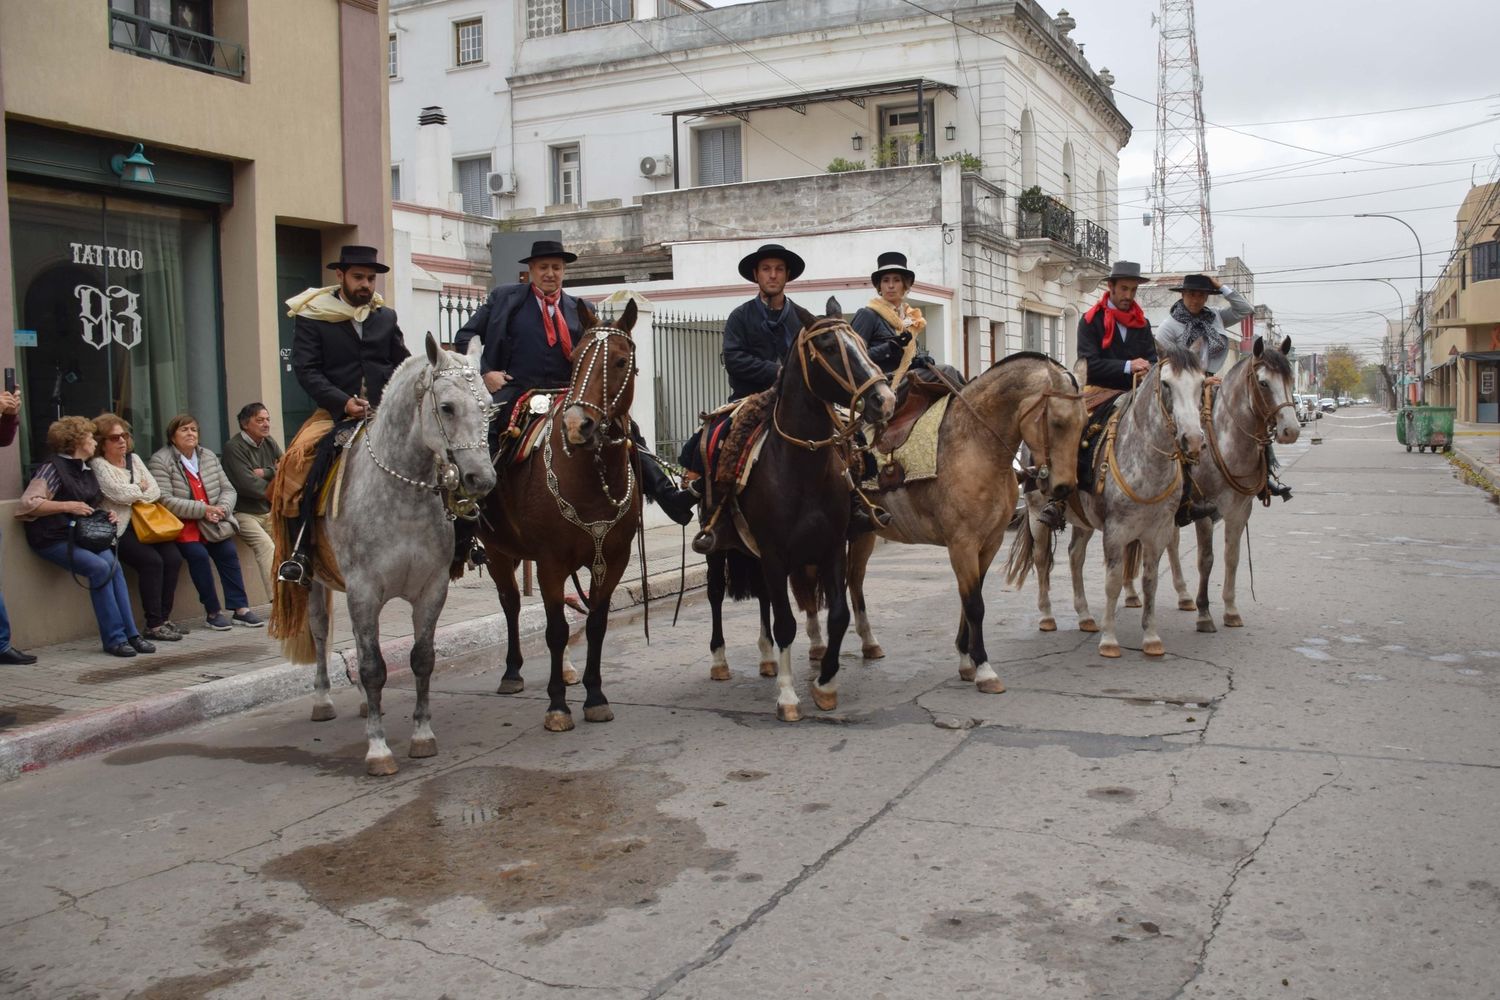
[131,500,184,543]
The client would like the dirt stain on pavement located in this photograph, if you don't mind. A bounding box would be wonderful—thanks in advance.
[261,764,734,944]
[77,642,265,685]
[925,909,1012,941]
[105,742,368,778]
[0,704,66,731]
[1011,890,1192,997]
[135,966,254,999]
[202,910,303,962]
[1110,815,1248,862]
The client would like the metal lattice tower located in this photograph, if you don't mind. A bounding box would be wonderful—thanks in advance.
[1150,0,1215,273]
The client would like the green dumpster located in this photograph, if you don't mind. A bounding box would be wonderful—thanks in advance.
[1398,406,1456,453]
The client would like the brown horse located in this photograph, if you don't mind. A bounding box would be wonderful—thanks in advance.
[826,353,1084,694]
[704,298,895,721]
[475,300,642,732]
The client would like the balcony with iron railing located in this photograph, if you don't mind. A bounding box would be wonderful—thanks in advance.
[1016,192,1110,267]
[109,8,245,78]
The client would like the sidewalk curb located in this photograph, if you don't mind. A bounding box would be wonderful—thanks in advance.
[0,561,709,783]
[1451,441,1500,495]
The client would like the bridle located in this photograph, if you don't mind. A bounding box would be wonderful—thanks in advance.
[772,317,888,452]
[561,326,637,454]
[1202,357,1296,497]
[1016,376,1084,485]
[364,359,492,520]
[1100,362,1199,506]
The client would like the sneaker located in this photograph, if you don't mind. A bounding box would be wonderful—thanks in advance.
[165,621,188,637]
[128,635,157,654]
[144,625,182,642]
[232,609,265,628]
[205,612,233,632]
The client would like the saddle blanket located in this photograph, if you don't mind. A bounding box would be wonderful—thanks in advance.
[863,395,949,491]
[1078,389,1134,495]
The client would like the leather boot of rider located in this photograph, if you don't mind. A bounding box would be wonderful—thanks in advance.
[275,410,336,586]
[638,451,697,525]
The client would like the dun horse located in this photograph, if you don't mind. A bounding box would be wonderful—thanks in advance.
[1008,345,1206,658]
[822,353,1084,694]
[705,298,895,721]
[272,335,497,777]
[475,301,643,732]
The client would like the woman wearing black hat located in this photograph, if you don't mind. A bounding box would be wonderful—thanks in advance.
[850,252,926,377]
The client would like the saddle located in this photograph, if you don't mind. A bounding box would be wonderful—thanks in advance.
[1077,387,1133,496]
[866,396,950,492]
[701,389,776,497]
[499,388,567,466]
[876,365,961,454]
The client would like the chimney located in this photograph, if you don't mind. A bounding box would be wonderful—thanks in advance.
[413,106,456,210]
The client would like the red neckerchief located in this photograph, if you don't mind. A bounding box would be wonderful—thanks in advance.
[533,287,573,360]
[1084,292,1147,349]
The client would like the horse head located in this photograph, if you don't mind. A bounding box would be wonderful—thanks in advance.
[1156,342,1207,461]
[789,297,896,425]
[1254,336,1301,446]
[562,298,637,449]
[1018,363,1086,502]
[418,332,497,498]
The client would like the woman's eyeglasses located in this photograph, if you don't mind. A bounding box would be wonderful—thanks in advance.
[104,433,129,442]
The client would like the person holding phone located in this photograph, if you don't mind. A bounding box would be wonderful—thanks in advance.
[0,378,37,664]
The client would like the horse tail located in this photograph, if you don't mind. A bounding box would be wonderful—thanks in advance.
[1005,517,1036,589]
[789,565,823,615]
[724,550,763,602]
[1123,539,1142,583]
[269,580,323,665]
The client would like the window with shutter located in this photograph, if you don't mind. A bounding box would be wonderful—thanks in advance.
[695,126,741,187]
[454,156,492,217]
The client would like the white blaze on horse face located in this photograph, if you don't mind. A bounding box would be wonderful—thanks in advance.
[1267,371,1301,445]
[1163,362,1206,459]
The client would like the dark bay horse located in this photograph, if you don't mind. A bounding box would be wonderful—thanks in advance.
[827,352,1085,694]
[475,300,642,732]
[705,298,895,721]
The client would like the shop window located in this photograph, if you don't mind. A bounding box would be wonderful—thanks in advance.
[453,155,492,217]
[695,126,742,187]
[567,0,631,29]
[454,18,484,66]
[6,183,224,468]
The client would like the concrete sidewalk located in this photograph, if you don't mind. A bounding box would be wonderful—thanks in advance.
[0,521,705,781]
[1452,420,1500,493]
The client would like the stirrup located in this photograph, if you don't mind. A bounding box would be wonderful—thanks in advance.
[691,527,718,555]
[277,553,312,587]
[1037,499,1067,531]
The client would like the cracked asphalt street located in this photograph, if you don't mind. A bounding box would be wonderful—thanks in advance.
[2,411,1497,1000]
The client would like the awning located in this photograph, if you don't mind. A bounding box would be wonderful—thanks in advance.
[1460,351,1500,362]
[670,78,957,121]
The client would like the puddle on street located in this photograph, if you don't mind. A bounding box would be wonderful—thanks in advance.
[105,741,369,778]
[261,764,734,944]
[0,704,66,731]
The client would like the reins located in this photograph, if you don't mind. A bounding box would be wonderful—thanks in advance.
[1202,359,1296,498]
[1100,365,1189,506]
[771,318,887,452]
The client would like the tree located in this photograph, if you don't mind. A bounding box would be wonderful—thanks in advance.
[1321,345,1362,400]
[1359,364,1384,402]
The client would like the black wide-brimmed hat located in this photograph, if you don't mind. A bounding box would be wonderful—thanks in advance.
[519,239,578,264]
[870,251,916,288]
[738,243,805,283]
[1106,260,1148,283]
[1169,274,1219,294]
[326,245,390,273]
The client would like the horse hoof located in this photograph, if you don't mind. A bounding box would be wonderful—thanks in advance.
[310,703,336,722]
[1124,595,1142,609]
[1223,613,1244,628]
[543,711,575,733]
[808,646,828,662]
[812,685,837,712]
[862,644,885,660]
[562,666,581,686]
[409,737,438,759]
[1143,639,1166,658]
[497,676,524,695]
[710,664,732,681]
[365,755,398,777]
[1197,620,1218,634]
[1099,643,1122,659]
[358,703,370,718]
[776,703,802,723]
[976,677,1006,694]
[1178,598,1197,612]
[760,661,778,678]
[584,704,614,723]
[1038,618,1057,633]
[958,664,977,682]
[1079,618,1100,633]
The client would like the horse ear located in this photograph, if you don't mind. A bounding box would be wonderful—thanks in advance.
[1253,336,1265,358]
[1280,335,1292,355]
[619,298,638,335]
[425,332,443,368]
[465,332,483,366]
[825,296,841,319]
[793,305,817,330]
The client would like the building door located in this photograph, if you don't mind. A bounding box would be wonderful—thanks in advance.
[275,225,322,435]
[1478,362,1498,423]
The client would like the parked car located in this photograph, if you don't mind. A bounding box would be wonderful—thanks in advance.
[1320,397,1337,412]
[1355,396,1372,406]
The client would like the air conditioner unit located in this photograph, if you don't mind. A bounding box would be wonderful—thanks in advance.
[639,154,673,178]
[486,171,518,196]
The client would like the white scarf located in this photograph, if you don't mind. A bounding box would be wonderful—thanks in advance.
[178,449,200,477]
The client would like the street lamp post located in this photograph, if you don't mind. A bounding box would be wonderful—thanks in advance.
[1361,277,1406,410]
[1355,213,1424,403]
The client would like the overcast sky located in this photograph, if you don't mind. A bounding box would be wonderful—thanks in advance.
[708,0,1500,357]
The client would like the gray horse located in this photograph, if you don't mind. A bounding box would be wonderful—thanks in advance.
[282,335,496,777]
[1156,337,1300,632]
[1008,345,1206,658]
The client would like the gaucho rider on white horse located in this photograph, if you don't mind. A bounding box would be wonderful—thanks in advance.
[453,239,696,525]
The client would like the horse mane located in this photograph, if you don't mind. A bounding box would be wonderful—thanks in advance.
[1258,344,1293,378]
[1157,342,1204,375]
[984,351,1080,390]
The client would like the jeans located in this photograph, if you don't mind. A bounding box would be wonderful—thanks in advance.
[32,541,140,648]
[117,524,182,628]
[177,537,249,615]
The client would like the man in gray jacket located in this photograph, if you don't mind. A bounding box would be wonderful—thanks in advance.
[221,402,283,593]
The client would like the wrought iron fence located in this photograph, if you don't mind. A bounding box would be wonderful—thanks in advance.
[108,9,245,78]
[650,310,730,461]
[437,287,484,346]
[1076,219,1110,266]
[1017,194,1076,244]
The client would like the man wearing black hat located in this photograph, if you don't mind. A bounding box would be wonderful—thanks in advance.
[278,245,409,583]
[723,244,807,400]
[454,239,695,525]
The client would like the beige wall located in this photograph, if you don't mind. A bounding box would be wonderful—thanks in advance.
[1,0,391,647]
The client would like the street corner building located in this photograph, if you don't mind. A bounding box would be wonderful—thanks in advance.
[1,0,398,646]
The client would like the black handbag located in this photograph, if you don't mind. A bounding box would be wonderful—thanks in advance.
[70,510,118,553]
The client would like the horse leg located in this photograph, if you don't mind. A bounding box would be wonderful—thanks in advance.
[1123,561,1142,609]
[308,582,337,722]
[406,572,447,759]
[1070,526,1099,632]
[955,606,974,681]
[758,594,777,678]
[493,556,526,695]
[1098,535,1125,659]
[847,532,883,658]
[1221,514,1247,628]
[811,550,849,712]
[1031,514,1058,633]
[707,553,731,681]
[804,601,826,664]
[348,590,397,776]
[763,557,801,722]
[1194,517,1217,633]
[949,546,1004,693]
[1139,541,1166,658]
[1169,526,1195,611]
[538,564,575,732]
[580,563,625,723]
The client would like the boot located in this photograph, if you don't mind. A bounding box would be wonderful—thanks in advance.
[639,455,697,526]
[848,492,891,537]
[1267,478,1293,502]
[276,521,313,587]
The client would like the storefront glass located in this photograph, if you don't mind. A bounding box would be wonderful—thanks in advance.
[7,182,223,469]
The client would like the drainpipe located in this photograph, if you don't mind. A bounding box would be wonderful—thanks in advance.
[672,113,680,190]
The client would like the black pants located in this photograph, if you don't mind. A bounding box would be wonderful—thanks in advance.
[116,523,182,629]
